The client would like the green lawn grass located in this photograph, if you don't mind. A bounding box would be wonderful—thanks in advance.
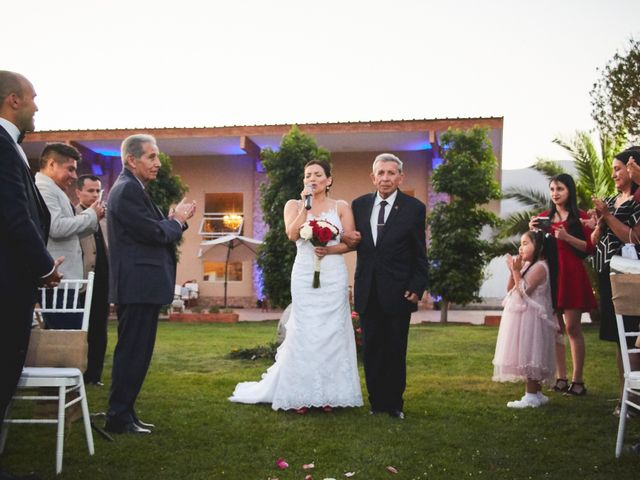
[3,322,639,479]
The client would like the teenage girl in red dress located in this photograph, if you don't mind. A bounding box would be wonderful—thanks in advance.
[530,173,596,396]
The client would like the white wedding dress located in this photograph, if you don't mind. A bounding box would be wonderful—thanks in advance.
[229,205,363,410]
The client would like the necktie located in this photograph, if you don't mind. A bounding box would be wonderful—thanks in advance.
[17,131,25,144]
[377,200,388,238]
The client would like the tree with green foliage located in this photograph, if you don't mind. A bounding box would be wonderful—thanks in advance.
[147,152,188,260]
[590,37,640,140]
[147,152,188,215]
[258,126,330,308]
[428,126,501,323]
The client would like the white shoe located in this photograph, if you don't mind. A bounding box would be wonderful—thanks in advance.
[536,392,550,405]
[507,395,541,409]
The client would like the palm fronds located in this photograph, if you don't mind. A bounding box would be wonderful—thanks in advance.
[552,130,621,208]
[502,186,549,210]
[532,159,565,180]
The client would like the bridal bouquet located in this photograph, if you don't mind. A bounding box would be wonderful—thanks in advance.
[299,219,339,288]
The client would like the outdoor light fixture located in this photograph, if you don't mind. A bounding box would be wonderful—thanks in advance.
[223,213,243,231]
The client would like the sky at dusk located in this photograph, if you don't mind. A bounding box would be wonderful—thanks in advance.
[4,0,639,169]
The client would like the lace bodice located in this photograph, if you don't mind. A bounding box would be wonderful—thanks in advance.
[297,202,343,245]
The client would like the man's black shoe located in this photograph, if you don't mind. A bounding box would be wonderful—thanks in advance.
[134,418,155,429]
[388,410,405,420]
[104,420,151,434]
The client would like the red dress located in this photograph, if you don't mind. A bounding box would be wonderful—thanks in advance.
[540,210,597,312]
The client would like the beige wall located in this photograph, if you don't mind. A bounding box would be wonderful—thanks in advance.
[173,154,256,303]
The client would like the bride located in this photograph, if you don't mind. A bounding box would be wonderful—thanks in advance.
[229,159,363,412]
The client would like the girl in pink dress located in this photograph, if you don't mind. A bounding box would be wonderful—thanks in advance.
[493,231,558,408]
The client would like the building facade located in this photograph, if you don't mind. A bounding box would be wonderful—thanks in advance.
[22,118,503,307]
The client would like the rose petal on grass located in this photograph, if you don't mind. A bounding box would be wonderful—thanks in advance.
[275,458,289,469]
[345,472,356,477]
[304,475,313,480]
[386,466,399,474]
[303,463,315,470]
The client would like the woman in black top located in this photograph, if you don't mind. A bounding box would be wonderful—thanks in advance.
[591,148,640,412]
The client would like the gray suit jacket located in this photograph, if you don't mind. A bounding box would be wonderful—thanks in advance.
[35,172,98,280]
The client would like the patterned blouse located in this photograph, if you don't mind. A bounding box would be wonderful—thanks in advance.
[594,195,640,273]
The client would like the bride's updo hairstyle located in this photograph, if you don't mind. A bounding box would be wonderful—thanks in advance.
[304,159,333,193]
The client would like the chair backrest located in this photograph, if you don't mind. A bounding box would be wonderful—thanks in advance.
[35,272,95,331]
[611,273,640,374]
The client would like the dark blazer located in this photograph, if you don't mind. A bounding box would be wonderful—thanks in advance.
[0,125,54,301]
[107,168,184,305]
[352,189,428,315]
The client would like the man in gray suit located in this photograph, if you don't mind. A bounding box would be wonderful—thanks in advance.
[35,143,105,328]
[105,134,195,434]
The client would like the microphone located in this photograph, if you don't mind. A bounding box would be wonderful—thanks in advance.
[304,183,314,210]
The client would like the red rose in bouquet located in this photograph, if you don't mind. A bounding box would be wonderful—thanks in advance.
[299,219,339,287]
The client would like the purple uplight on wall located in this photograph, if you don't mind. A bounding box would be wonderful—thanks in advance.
[432,157,444,170]
[253,265,265,302]
[91,148,121,157]
[91,163,104,175]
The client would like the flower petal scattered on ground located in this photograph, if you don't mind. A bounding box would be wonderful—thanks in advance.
[275,458,289,469]
[386,465,399,474]
[303,463,315,470]
[345,472,356,477]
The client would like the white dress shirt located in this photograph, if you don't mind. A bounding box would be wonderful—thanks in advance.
[0,117,29,167]
[370,189,398,245]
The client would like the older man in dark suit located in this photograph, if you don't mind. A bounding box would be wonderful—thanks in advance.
[0,71,62,480]
[345,153,428,419]
[105,134,195,434]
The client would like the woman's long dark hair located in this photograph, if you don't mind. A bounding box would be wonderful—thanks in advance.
[548,173,587,258]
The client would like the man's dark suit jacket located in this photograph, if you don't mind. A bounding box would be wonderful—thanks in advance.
[352,189,428,315]
[107,168,183,305]
[0,124,54,424]
[0,126,54,302]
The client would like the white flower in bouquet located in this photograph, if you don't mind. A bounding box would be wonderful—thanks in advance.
[299,224,313,240]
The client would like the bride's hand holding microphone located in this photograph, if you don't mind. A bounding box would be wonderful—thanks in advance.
[301,183,315,210]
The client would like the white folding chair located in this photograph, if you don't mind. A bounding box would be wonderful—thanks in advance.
[0,272,95,474]
[610,271,640,458]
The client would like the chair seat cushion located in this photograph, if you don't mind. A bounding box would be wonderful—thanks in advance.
[21,367,83,377]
